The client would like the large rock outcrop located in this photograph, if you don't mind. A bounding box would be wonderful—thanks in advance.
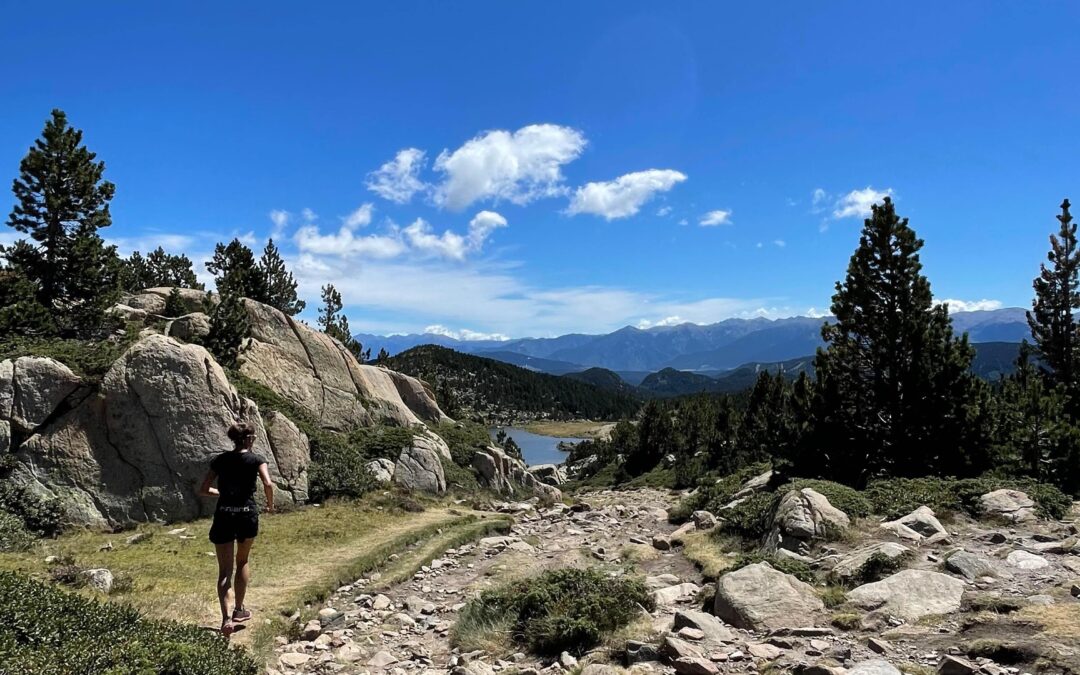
[712,562,824,630]
[845,570,965,621]
[472,445,562,503]
[236,299,450,431]
[766,488,850,552]
[393,440,447,494]
[6,335,309,527]
[978,489,1037,523]
[122,287,210,316]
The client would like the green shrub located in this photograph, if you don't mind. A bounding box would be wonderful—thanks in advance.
[0,511,35,553]
[347,425,416,462]
[451,568,654,656]
[0,571,257,674]
[0,325,140,381]
[435,421,492,468]
[716,491,776,541]
[831,613,861,630]
[864,476,1071,520]
[851,551,909,585]
[307,434,377,501]
[0,455,65,540]
[819,585,847,608]
[787,479,872,519]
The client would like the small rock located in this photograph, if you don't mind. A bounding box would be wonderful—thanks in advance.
[125,532,151,545]
[1071,584,1080,598]
[368,651,397,668]
[746,642,783,660]
[692,511,719,530]
[559,652,578,668]
[372,594,392,610]
[1006,550,1049,570]
[673,657,720,675]
[677,627,706,641]
[938,655,979,675]
[83,568,113,593]
[626,640,661,664]
[867,637,890,654]
[301,619,322,640]
[653,534,672,551]
[279,652,312,668]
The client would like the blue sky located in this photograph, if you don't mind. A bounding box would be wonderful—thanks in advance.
[2,2,1079,338]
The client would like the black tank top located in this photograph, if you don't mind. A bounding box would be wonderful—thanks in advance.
[210,451,266,509]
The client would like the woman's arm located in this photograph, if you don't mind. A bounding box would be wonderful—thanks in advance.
[198,471,219,498]
[258,463,275,513]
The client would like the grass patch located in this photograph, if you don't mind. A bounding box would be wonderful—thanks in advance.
[819,585,847,608]
[831,612,861,630]
[0,497,478,644]
[451,568,654,657]
[682,531,739,579]
[0,571,257,674]
[371,517,512,589]
[1019,604,1080,640]
[524,420,609,439]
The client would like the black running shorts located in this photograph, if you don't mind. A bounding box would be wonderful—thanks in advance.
[208,509,259,544]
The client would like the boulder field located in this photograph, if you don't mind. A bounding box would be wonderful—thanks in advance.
[1,290,456,528]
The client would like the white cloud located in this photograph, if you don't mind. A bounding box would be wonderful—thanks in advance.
[677,218,688,226]
[295,222,406,259]
[301,208,318,223]
[774,239,786,247]
[833,187,893,219]
[433,124,586,210]
[423,324,511,341]
[567,169,687,220]
[938,298,1004,312]
[699,209,732,227]
[269,210,290,239]
[811,188,827,211]
[366,148,428,203]
[342,203,374,229]
[636,315,684,329]
[656,206,673,217]
[296,209,505,263]
[403,210,507,261]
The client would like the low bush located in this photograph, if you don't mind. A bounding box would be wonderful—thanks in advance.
[671,462,772,524]
[0,323,140,381]
[725,552,814,583]
[786,479,872,519]
[850,551,909,585]
[347,425,417,462]
[0,511,35,553]
[451,568,654,656]
[0,571,257,674]
[864,476,1071,520]
[435,421,492,468]
[307,434,377,501]
[716,491,777,541]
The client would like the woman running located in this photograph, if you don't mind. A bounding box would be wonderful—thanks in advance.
[199,421,275,637]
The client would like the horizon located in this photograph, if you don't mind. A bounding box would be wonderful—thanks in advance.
[4,3,1079,337]
[374,304,1030,342]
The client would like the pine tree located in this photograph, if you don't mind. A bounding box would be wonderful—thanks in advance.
[0,269,54,336]
[205,289,250,367]
[1027,199,1080,391]
[206,239,267,301]
[623,401,673,477]
[62,224,121,333]
[318,284,365,360]
[163,287,186,317]
[376,347,391,363]
[119,250,152,291]
[4,109,118,334]
[259,239,304,315]
[809,197,981,486]
[146,246,202,289]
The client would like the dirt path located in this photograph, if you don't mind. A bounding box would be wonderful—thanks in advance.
[269,488,696,674]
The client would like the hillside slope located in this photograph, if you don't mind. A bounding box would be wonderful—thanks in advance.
[384,345,641,424]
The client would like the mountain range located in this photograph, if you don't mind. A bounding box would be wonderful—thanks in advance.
[358,307,1031,375]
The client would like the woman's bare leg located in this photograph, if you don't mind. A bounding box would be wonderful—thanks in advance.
[215,542,235,628]
[234,538,254,613]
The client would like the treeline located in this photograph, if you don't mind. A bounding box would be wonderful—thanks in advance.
[384,345,642,423]
[579,197,1080,496]
[0,109,370,367]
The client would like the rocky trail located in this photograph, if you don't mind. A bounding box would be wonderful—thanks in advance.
[268,487,1080,675]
